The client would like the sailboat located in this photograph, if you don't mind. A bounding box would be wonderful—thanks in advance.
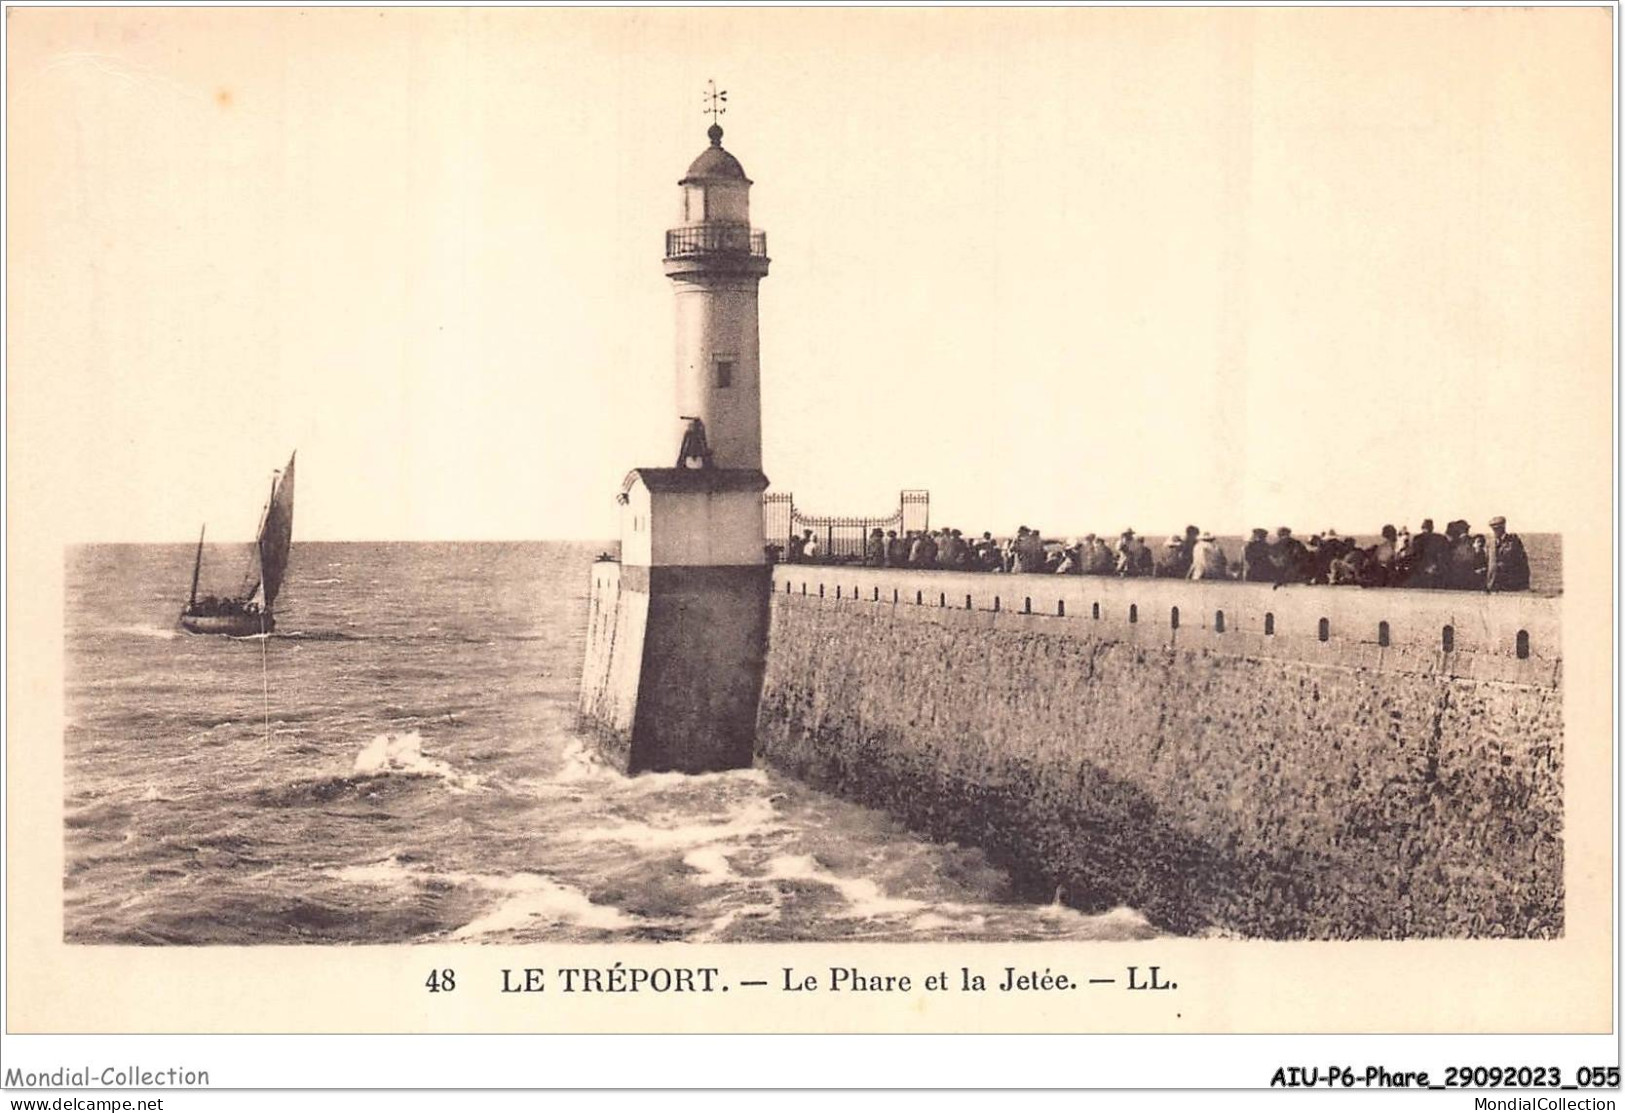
[179,452,296,636]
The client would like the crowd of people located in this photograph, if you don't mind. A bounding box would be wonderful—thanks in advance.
[780,516,1532,592]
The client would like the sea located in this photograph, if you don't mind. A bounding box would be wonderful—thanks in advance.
[64,541,1160,946]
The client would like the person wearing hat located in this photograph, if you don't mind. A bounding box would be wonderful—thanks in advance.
[1084,534,1113,576]
[1154,535,1191,579]
[1190,531,1229,580]
[1133,534,1154,577]
[1116,530,1152,577]
[885,529,907,568]
[975,531,1003,572]
[1304,534,1329,585]
[1010,526,1044,574]
[1443,520,1482,590]
[1272,527,1308,586]
[1055,539,1082,576]
[1365,524,1399,587]
[910,528,939,569]
[1181,525,1201,568]
[1114,530,1135,577]
[1403,518,1447,588]
[865,527,887,568]
[1485,516,1530,592]
[1242,528,1273,582]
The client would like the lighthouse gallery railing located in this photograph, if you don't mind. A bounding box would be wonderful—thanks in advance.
[665,224,768,258]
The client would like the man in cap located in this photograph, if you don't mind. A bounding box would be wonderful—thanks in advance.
[1403,518,1446,588]
[1366,525,1400,586]
[1272,527,1308,586]
[975,531,1003,572]
[1133,533,1155,576]
[865,527,887,567]
[1084,533,1113,576]
[1242,528,1273,582]
[910,528,939,569]
[1020,527,1049,574]
[885,529,906,568]
[1304,534,1328,584]
[1443,520,1482,590]
[1485,516,1530,592]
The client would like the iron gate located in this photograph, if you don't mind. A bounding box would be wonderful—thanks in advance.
[763,489,930,562]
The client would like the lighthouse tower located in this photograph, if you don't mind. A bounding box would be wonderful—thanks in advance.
[665,120,770,470]
[578,101,773,774]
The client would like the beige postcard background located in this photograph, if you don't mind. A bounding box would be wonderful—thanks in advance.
[5,6,1615,1035]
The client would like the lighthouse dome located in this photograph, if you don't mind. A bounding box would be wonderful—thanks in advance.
[680,125,750,184]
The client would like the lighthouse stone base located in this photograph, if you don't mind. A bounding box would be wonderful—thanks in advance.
[578,469,771,774]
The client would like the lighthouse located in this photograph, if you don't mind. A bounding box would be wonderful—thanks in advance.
[578,90,773,774]
[665,119,770,470]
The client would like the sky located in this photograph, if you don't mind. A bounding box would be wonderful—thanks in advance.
[8,7,1613,542]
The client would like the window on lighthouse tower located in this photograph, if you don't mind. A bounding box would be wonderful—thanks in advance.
[715,357,735,389]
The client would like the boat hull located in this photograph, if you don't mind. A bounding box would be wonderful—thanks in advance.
[179,613,274,636]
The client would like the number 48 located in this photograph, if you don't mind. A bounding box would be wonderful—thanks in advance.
[425,968,456,993]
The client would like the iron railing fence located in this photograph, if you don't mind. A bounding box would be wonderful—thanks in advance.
[764,490,930,563]
[665,224,768,259]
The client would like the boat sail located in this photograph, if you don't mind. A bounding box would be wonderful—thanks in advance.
[180,453,296,636]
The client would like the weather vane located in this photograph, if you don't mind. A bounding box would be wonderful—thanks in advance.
[703,79,727,126]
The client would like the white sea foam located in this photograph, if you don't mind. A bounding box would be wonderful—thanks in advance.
[760,854,930,919]
[621,766,772,794]
[1078,904,1156,937]
[353,732,481,792]
[551,737,613,783]
[328,857,639,938]
[566,797,782,851]
[681,846,738,886]
[331,857,416,886]
[450,872,638,939]
[305,578,343,586]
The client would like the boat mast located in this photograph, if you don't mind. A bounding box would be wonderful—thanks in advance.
[188,525,206,607]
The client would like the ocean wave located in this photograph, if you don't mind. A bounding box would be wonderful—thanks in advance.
[329,857,641,939]
[352,731,482,792]
[448,871,640,939]
[760,853,931,919]
[563,797,784,851]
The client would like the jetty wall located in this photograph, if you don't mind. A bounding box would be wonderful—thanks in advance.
[581,559,769,772]
[756,567,1563,938]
